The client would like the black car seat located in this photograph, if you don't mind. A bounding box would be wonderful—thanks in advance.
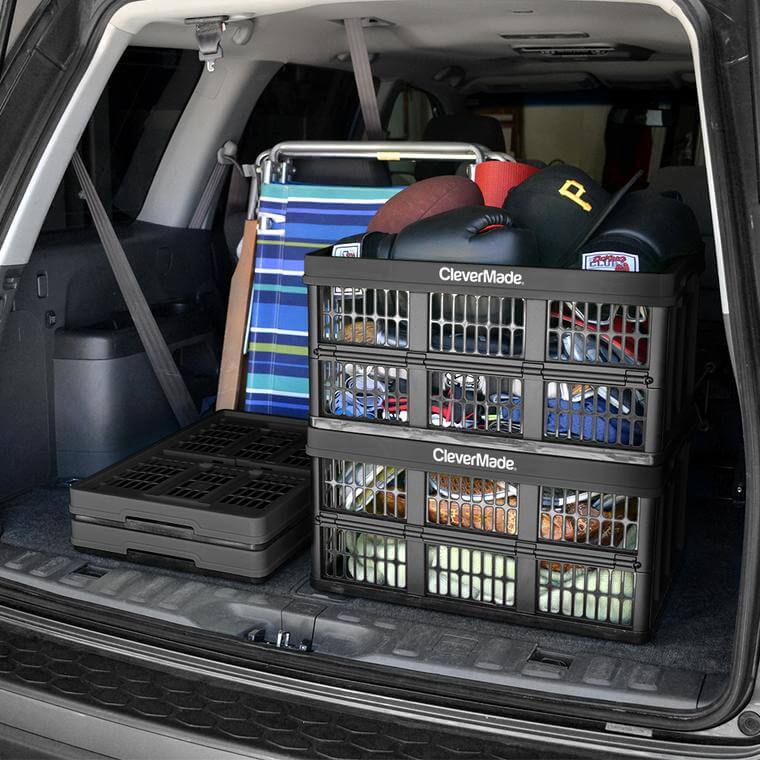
[648,165,718,323]
[416,114,506,180]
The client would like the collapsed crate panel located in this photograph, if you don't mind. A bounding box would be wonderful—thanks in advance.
[305,254,700,386]
[71,516,309,582]
[313,517,655,641]
[153,411,309,470]
[68,411,312,581]
[70,455,310,543]
[307,428,682,571]
[313,353,669,454]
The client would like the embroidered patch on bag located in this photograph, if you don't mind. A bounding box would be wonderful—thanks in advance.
[582,252,640,272]
[332,241,361,257]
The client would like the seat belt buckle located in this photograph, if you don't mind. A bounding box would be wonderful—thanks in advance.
[186,16,229,72]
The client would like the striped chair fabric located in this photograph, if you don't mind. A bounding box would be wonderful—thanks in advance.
[243,182,400,418]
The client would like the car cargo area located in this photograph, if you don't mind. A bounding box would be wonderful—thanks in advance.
[0,0,748,719]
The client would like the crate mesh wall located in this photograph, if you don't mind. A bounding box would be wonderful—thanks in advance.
[321,359,408,424]
[427,472,518,536]
[544,382,647,448]
[426,544,516,606]
[429,293,525,357]
[219,472,302,510]
[171,421,252,455]
[537,560,636,626]
[320,286,409,349]
[322,458,406,520]
[321,527,407,588]
[105,457,193,492]
[547,301,650,367]
[232,430,303,462]
[429,371,522,436]
[165,467,238,500]
[539,487,639,551]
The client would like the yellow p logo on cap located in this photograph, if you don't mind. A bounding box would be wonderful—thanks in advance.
[559,180,592,212]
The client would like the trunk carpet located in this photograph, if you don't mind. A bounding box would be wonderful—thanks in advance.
[0,465,742,675]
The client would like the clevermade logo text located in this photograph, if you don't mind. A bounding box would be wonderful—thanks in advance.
[433,447,516,471]
[439,266,524,286]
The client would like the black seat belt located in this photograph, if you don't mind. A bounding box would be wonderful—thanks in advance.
[71,151,199,428]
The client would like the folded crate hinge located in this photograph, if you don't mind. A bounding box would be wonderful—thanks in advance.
[245,627,313,652]
[186,15,229,72]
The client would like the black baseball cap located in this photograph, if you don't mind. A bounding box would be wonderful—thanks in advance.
[503,164,641,265]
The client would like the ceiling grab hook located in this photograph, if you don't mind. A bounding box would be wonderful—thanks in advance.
[186,15,230,72]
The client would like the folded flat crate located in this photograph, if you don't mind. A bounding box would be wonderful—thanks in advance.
[69,412,310,581]
[308,427,688,641]
[305,254,700,460]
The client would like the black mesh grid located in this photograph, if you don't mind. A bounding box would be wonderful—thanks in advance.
[429,293,525,358]
[426,544,516,606]
[232,429,303,463]
[547,301,650,367]
[539,487,639,550]
[321,359,408,425]
[537,560,636,626]
[105,458,193,492]
[429,371,522,436]
[544,382,646,448]
[280,449,311,469]
[165,467,238,501]
[320,286,409,349]
[322,458,406,520]
[427,473,518,536]
[321,527,407,588]
[220,472,301,510]
[170,422,252,455]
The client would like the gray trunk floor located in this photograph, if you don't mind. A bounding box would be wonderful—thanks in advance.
[0,470,742,675]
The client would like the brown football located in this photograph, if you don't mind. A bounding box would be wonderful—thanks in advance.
[367,175,484,234]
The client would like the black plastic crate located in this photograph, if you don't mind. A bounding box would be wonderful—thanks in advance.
[305,254,699,456]
[69,412,310,581]
[308,427,688,641]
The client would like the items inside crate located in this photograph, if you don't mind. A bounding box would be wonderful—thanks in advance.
[537,560,636,626]
[544,381,646,447]
[427,473,518,536]
[427,543,517,606]
[320,287,409,348]
[319,286,656,368]
[322,458,407,519]
[548,301,650,366]
[429,371,523,434]
[429,293,525,357]
[540,487,639,550]
[309,427,679,641]
[318,522,641,631]
[321,359,409,423]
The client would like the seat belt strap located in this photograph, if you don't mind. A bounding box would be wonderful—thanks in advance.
[71,151,199,428]
[189,140,240,229]
[344,18,383,140]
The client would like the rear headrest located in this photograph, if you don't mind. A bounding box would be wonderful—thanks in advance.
[291,157,391,187]
[416,114,506,181]
[648,165,712,236]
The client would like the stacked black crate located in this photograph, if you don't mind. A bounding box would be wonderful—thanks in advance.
[304,253,699,642]
[69,412,311,581]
